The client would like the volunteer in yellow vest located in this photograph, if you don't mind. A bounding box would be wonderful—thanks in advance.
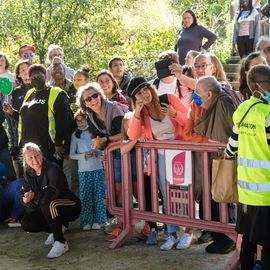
[4,64,70,164]
[226,64,270,270]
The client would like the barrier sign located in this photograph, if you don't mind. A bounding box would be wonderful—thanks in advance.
[165,150,192,185]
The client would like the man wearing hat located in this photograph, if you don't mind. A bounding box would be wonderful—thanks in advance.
[19,44,35,63]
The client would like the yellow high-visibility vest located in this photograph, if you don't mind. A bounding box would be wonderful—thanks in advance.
[18,87,64,144]
[233,97,270,206]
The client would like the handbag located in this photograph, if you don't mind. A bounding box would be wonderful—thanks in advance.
[211,157,238,203]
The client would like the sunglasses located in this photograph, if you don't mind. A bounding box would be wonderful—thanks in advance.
[21,52,35,58]
[84,93,99,102]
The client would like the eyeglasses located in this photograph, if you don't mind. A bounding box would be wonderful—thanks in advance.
[263,46,270,54]
[194,64,212,70]
[21,52,34,58]
[84,93,99,102]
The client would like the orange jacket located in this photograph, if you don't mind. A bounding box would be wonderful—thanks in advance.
[183,101,208,143]
[127,93,188,140]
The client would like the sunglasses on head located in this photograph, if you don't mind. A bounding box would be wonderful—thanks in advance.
[21,52,35,58]
[84,93,99,102]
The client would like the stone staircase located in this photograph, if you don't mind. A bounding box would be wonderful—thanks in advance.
[223,55,241,90]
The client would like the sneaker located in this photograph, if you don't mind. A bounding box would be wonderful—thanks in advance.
[91,223,101,230]
[47,241,69,258]
[105,227,122,241]
[160,235,178,251]
[198,231,213,244]
[104,218,119,235]
[176,233,193,250]
[142,222,151,235]
[146,230,157,245]
[7,218,21,228]
[45,233,54,246]
[83,224,92,231]
[205,240,235,254]
[45,225,67,246]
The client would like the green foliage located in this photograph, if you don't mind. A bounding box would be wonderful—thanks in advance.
[0,0,232,78]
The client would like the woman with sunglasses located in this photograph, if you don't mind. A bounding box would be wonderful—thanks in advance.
[77,82,127,207]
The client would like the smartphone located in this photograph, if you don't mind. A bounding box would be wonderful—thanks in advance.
[155,58,173,79]
[159,94,169,107]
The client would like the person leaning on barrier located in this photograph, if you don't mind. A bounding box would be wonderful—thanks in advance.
[127,77,188,251]
[20,142,81,259]
[182,76,236,254]
[226,64,270,270]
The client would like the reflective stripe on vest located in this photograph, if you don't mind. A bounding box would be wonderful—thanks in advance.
[238,157,270,169]
[238,179,270,192]
[18,87,63,144]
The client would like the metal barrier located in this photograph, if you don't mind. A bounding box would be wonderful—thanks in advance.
[104,140,239,270]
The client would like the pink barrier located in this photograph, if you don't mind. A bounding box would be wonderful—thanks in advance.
[104,140,239,270]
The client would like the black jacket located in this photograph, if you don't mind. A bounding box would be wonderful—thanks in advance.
[22,160,80,208]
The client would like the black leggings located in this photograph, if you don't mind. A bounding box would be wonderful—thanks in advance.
[237,36,254,58]
[21,199,81,243]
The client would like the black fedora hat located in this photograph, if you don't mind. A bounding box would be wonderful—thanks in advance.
[127,77,150,97]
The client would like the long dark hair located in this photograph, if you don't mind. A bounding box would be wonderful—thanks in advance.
[238,52,262,100]
[237,0,253,21]
[182,9,198,28]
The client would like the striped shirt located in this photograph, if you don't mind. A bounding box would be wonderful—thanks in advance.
[226,113,270,157]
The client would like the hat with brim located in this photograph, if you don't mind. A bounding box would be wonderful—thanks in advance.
[127,77,150,98]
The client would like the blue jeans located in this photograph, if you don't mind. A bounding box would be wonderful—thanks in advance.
[158,152,179,234]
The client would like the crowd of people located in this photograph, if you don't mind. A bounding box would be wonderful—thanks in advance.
[0,4,269,270]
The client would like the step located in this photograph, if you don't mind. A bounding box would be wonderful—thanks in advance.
[226,72,238,81]
[227,55,241,64]
[230,81,239,91]
[223,64,240,73]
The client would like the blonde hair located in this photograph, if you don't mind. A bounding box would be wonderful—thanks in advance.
[22,142,42,170]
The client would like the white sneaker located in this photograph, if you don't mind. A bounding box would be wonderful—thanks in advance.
[91,223,101,230]
[47,241,69,258]
[44,226,67,246]
[83,224,92,231]
[160,235,178,251]
[176,233,193,250]
[44,233,54,246]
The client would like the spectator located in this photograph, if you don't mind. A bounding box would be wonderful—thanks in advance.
[256,36,270,65]
[4,64,71,165]
[18,44,35,63]
[96,69,129,108]
[69,110,106,231]
[76,82,126,207]
[108,56,131,97]
[232,0,260,58]
[10,60,32,178]
[0,100,16,182]
[46,44,75,83]
[175,9,217,65]
[182,76,236,254]
[73,65,90,91]
[20,142,81,258]
[184,50,200,66]
[238,52,266,100]
[0,162,24,228]
[127,77,188,251]
[226,64,270,269]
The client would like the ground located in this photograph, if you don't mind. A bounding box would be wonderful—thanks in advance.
[0,220,234,270]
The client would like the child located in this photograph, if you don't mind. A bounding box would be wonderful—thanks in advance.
[69,110,106,230]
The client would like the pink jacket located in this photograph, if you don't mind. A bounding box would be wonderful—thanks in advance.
[127,93,188,140]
